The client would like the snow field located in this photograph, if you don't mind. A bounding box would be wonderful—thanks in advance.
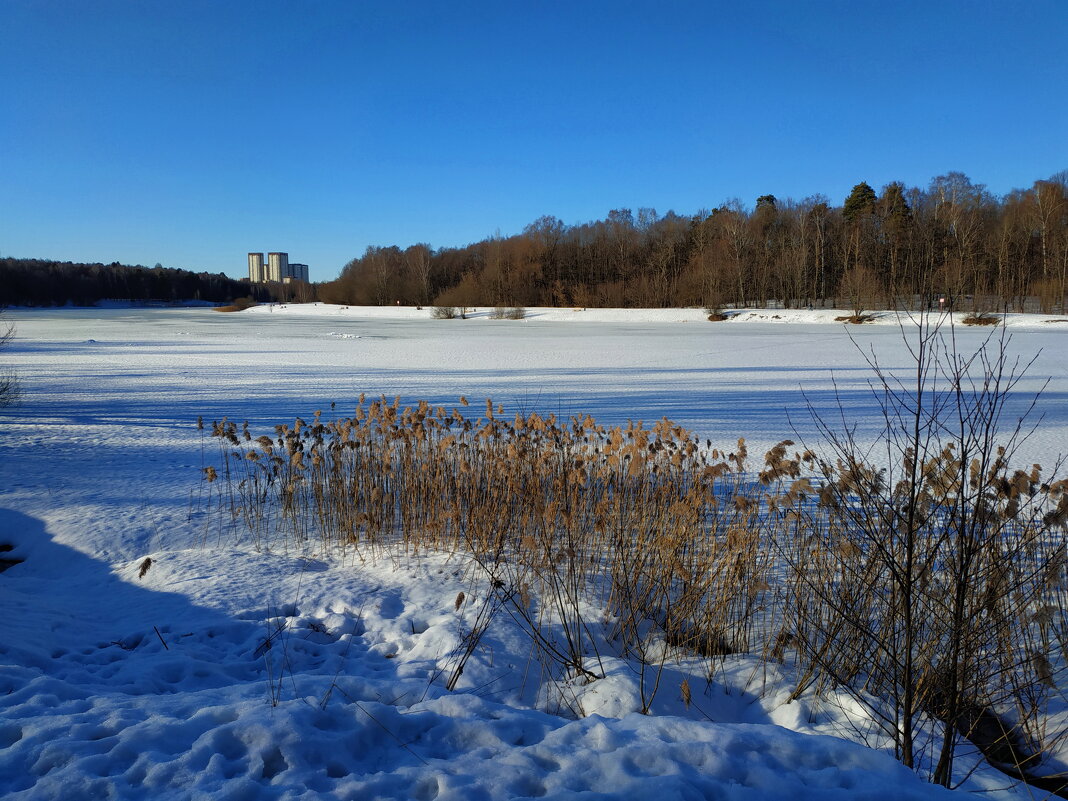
[0,539,958,800]
[2,305,1065,799]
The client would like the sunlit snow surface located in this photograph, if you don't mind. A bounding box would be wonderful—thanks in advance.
[2,304,1066,799]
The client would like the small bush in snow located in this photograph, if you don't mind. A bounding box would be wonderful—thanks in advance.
[491,306,526,320]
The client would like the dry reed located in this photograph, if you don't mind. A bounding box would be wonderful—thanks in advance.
[197,377,1068,786]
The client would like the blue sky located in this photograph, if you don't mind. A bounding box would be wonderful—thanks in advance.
[2,1,1066,283]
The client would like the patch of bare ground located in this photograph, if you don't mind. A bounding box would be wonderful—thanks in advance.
[834,314,876,324]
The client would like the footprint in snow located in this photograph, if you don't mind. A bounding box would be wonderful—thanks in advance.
[377,592,404,620]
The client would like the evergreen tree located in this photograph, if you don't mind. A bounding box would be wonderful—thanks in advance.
[877,181,912,225]
[843,181,877,222]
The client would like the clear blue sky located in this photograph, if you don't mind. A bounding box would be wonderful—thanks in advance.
[2,1,1066,283]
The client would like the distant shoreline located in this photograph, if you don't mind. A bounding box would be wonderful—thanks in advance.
[9,301,1068,330]
[237,302,1068,330]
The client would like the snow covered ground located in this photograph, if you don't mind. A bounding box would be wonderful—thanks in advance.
[2,304,1066,799]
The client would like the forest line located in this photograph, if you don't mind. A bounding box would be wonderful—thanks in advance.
[323,171,1068,314]
[3,170,1066,314]
[0,258,294,308]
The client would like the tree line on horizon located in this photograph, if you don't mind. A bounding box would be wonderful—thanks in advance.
[322,170,1068,314]
[0,258,293,307]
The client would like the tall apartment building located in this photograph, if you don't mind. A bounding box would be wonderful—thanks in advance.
[266,252,287,282]
[247,252,265,283]
[248,252,309,283]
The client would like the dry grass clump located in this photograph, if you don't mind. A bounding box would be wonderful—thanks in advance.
[834,313,876,324]
[200,399,779,688]
[962,313,1000,326]
[705,304,729,321]
[215,297,258,313]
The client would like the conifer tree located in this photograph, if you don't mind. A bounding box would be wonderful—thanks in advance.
[843,181,877,222]
[877,181,912,225]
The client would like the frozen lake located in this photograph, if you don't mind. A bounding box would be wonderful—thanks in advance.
[3,304,1067,564]
[6,304,1067,474]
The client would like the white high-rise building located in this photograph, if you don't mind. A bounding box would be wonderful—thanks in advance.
[247,252,265,283]
[266,252,288,283]
[248,252,308,284]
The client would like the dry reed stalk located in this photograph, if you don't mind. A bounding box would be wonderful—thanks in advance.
[196,376,1067,784]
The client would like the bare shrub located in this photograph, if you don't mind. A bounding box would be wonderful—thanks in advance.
[779,313,1067,787]
[491,306,526,320]
[837,265,880,319]
[705,301,728,321]
[1034,277,1065,315]
[432,306,458,319]
[0,371,17,408]
[0,312,19,407]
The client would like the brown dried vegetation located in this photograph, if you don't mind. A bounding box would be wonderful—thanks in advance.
[199,323,1068,787]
